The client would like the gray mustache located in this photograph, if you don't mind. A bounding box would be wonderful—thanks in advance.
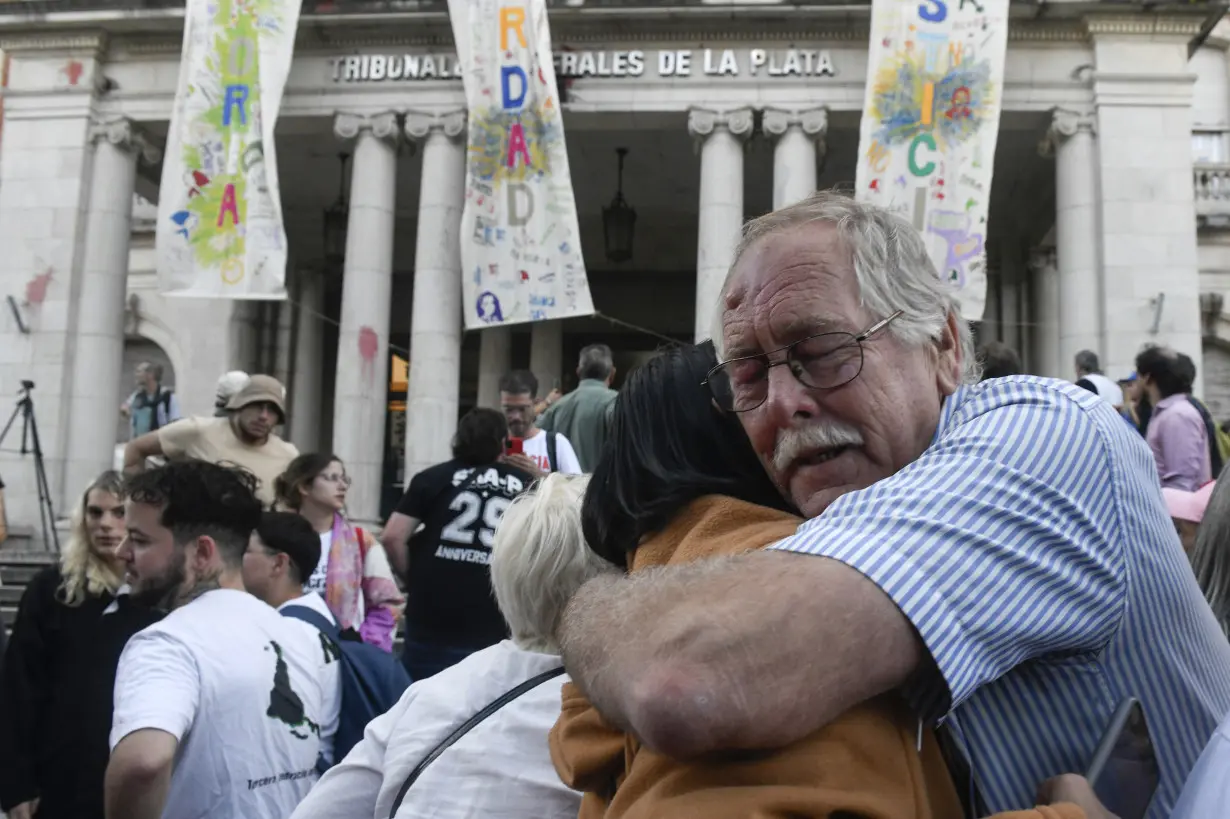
[773,423,864,473]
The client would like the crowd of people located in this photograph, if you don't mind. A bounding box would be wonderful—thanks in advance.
[3,190,1230,818]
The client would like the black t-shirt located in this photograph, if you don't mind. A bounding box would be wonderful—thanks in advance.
[395,459,533,649]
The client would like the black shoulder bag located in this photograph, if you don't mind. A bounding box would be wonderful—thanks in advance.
[386,666,565,818]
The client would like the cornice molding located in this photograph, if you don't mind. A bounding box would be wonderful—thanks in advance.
[1084,15,1204,38]
[0,32,106,53]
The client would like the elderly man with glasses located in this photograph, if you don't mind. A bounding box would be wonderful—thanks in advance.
[559,191,1230,818]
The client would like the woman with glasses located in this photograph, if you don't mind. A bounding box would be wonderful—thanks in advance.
[274,453,404,652]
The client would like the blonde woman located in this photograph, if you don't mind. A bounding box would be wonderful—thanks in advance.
[290,474,611,819]
[275,453,403,651]
[0,471,160,819]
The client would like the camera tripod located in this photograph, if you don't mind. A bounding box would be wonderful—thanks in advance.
[0,381,59,551]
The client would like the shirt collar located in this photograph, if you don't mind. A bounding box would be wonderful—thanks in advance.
[578,378,609,389]
[103,583,132,615]
[1155,393,1190,411]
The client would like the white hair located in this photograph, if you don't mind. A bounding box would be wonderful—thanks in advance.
[490,473,614,654]
[710,190,980,384]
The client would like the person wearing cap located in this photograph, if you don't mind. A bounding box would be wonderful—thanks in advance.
[242,512,341,767]
[1163,481,1215,553]
[123,374,299,506]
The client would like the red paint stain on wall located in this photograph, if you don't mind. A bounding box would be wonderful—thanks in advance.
[25,268,52,305]
[63,60,84,86]
[358,326,378,363]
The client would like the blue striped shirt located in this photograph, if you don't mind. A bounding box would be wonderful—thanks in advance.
[771,376,1230,817]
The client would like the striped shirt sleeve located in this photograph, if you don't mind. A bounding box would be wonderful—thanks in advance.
[771,380,1128,718]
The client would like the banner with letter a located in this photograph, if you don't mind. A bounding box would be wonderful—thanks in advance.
[854,0,1009,322]
[448,0,595,330]
[156,0,300,299]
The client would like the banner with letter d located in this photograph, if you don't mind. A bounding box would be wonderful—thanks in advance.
[448,0,595,330]
[855,0,1009,322]
[157,0,300,299]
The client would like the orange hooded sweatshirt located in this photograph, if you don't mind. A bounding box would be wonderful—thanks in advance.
[549,495,1087,819]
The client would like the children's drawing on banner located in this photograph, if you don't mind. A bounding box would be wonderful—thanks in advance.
[854,0,1009,321]
[157,0,299,299]
[448,0,595,330]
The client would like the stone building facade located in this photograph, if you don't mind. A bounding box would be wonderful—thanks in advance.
[0,0,1227,538]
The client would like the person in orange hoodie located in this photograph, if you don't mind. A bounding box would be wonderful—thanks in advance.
[549,342,1109,819]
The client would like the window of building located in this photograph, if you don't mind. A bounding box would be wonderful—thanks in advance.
[1193,129,1229,165]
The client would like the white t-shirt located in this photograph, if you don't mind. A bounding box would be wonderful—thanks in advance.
[111,589,327,819]
[1080,372,1125,408]
[522,429,583,475]
[305,531,332,595]
[288,640,578,819]
[278,593,343,766]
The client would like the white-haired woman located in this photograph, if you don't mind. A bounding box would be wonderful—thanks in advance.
[0,471,161,819]
[290,473,609,819]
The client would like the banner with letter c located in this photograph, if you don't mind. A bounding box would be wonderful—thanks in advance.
[157,0,299,299]
[448,0,595,330]
[854,0,1009,322]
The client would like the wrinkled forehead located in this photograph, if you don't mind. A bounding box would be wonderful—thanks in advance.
[721,224,864,354]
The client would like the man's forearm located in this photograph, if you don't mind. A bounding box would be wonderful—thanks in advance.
[558,551,924,758]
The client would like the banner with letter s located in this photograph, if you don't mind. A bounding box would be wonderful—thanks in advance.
[157,0,300,299]
[854,0,1009,321]
[448,0,595,330]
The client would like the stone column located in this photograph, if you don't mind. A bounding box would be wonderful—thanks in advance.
[1088,24,1202,384]
[331,111,399,524]
[981,271,1002,345]
[290,270,325,453]
[1029,248,1062,379]
[763,107,828,209]
[64,118,158,502]
[476,328,511,409]
[1042,108,1101,376]
[403,110,466,481]
[689,107,754,342]
[529,320,563,395]
[1000,275,1020,352]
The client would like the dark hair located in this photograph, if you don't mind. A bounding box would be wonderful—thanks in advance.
[274,453,343,511]
[582,342,796,568]
[1135,345,1187,398]
[498,369,539,398]
[452,408,508,466]
[978,341,1022,381]
[125,460,262,567]
[256,512,321,585]
[1175,352,1197,394]
[578,343,614,380]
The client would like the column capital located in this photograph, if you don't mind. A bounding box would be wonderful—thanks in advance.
[688,107,754,141]
[1028,247,1058,273]
[334,111,401,144]
[762,107,829,139]
[88,117,160,164]
[1038,107,1095,157]
[404,109,467,141]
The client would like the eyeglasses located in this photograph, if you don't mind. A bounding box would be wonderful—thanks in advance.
[703,310,905,413]
[319,473,352,487]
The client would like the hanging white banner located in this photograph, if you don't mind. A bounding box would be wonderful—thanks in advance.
[156,0,300,299]
[854,0,1010,322]
[448,0,595,330]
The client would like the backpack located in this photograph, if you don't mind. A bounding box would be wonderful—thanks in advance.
[281,605,412,767]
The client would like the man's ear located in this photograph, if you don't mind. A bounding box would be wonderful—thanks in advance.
[935,312,963,395]
[190,534,218,573]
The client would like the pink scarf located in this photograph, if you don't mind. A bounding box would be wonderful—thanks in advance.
[322,513,401,651]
